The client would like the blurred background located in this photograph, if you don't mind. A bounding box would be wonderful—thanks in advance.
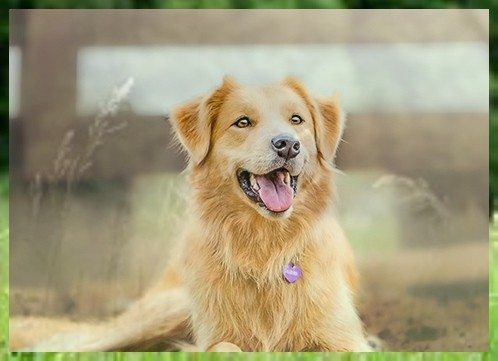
[8,8,488,351]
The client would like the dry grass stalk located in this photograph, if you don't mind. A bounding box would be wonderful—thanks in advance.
[373,174,450,228]
[24,77,134,311]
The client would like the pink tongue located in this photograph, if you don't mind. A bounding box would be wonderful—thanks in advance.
[256,171,294,212]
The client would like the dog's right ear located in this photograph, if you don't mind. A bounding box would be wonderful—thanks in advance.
[170,77,238,165]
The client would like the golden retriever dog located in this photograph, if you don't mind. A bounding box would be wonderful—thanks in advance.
[10,77,374,352]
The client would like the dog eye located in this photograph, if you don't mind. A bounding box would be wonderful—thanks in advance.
[234,116,251,128]
[290,114,304,124]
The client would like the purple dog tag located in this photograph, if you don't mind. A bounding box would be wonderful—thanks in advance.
[283,263,302,283]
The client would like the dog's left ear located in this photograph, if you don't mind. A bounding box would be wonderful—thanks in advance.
[314,95,345,162]
[169,77,237,165]
[283,77,345,163]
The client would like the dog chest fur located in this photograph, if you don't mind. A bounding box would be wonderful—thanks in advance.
[178,216,362,351]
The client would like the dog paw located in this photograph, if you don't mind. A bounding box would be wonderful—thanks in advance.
[207,341,242,352]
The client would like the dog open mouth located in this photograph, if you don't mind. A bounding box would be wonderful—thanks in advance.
[237,168,298,213]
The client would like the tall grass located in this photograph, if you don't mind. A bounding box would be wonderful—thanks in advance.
[24,77,134,300]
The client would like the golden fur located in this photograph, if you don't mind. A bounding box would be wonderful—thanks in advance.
[10,77,372,352]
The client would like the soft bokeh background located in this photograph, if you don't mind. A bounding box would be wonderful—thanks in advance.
[9,9,488,351]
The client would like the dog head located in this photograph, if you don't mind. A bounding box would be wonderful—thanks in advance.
[170,77,345,220]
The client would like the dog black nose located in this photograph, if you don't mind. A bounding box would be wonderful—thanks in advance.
[271,134,300,159]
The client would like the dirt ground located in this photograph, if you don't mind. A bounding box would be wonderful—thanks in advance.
[10,242,488,352]
[358,242,488,351]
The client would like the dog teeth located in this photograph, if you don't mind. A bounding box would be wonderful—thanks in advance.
[284,172,291,185]
[250,174,260,191]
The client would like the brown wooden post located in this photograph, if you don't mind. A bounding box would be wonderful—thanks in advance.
[21,10,81,179]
